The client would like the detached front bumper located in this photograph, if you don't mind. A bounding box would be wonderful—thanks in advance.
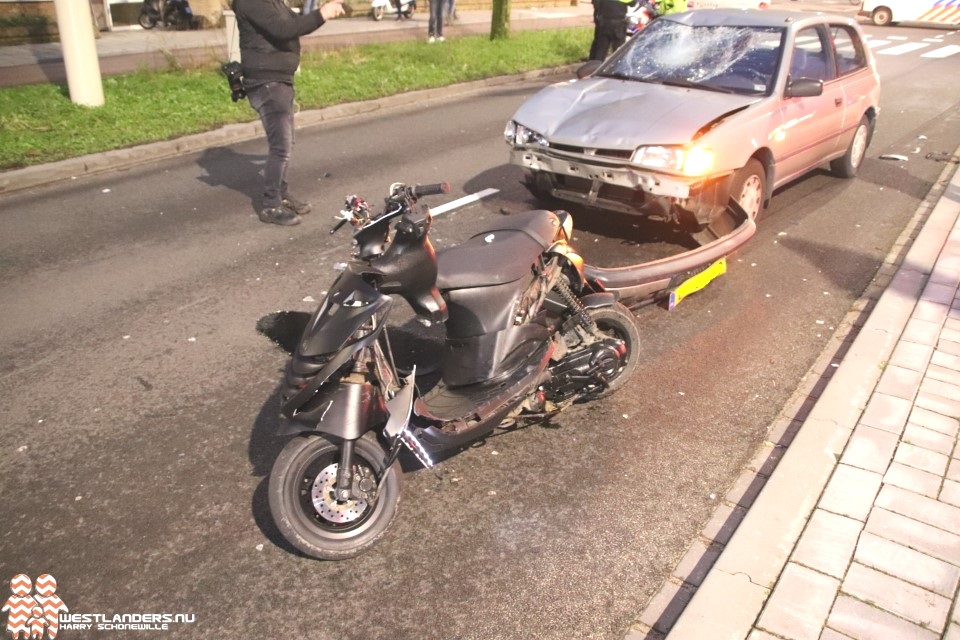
[511,147,733,227]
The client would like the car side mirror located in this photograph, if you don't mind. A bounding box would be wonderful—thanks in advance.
[576,60,603,79]
[785,77,824,98]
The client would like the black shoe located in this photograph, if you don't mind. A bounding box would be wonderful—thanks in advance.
[258,206,301,226]
[281,196,312,216]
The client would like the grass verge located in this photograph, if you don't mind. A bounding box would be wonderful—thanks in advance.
[0,27,591,171]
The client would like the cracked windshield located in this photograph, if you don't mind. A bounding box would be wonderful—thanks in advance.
[601,21,785,96]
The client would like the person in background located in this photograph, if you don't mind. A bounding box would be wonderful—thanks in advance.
[232,0,345,226]
[428,0,445,42]
[656,0,685,14]
[444,0,457,25]
[589,0,632,61]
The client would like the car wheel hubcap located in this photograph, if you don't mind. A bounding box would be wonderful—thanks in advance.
[851,125,868,168]
[739,176,763,218]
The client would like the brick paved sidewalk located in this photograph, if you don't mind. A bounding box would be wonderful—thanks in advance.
[629,159,960,640]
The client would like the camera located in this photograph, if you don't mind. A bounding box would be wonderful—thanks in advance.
[221,61,246,102]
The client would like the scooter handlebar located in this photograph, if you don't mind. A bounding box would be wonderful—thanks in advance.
[411,182,450,198]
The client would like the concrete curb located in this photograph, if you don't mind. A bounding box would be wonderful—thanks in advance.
[0,65,575,196]
[625,154,960,639]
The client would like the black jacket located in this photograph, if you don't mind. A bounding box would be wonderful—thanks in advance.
[233,0,326,84]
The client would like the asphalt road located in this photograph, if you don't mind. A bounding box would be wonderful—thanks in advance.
[1,21,959,640]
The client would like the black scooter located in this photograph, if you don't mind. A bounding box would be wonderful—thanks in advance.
[267,182,640,560]
[139,0,195,30]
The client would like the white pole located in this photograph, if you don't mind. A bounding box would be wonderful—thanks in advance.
[52,0,105,107]
[224,9,240,63]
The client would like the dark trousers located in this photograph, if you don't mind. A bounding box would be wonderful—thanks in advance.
[247,81,295,209]
[428,0,443,37]
[589,16,627,61]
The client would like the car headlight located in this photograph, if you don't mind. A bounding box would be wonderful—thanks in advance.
[504,121,549,147]
[632,145,714,177]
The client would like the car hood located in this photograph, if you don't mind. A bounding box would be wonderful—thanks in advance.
[512,77,760,149]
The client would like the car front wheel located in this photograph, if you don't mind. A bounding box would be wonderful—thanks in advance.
[831,116,871,179]
[730,159,766,220]
[872,7,893,26]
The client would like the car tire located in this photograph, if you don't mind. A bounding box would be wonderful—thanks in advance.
[730,159,766,221]
[831,115,871,179]
[871,7,893,26]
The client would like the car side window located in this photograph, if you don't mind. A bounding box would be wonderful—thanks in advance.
[789,27,833,83]
[830,26,868,76]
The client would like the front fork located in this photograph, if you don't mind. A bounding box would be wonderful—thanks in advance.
[333,368,432,503]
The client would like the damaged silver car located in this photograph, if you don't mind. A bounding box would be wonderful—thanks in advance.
[505,10,880,239]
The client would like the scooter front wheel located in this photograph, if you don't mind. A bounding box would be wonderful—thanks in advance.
[371,5,385,20]
[269,432,401,560]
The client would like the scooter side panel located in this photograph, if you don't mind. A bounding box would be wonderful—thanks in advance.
[279,382,388,439]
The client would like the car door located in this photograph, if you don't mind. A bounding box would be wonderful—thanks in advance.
[828,23,878,154]
[773,24,846,185]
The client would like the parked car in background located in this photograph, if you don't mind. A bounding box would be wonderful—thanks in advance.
[859,0,960,27]
[504,10,880,240]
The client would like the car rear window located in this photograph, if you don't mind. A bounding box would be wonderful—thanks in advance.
[600,20,785,96]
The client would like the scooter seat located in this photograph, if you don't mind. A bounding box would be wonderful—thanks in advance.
[436,210,561,290]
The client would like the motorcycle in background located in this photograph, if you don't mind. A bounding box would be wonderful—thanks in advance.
[627,0,656,37]
[139,0,196,29]
[265,182,640,560]
[370,0,416,21]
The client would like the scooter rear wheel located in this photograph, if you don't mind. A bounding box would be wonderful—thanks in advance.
[586,303,640,397]
[562,302,640,399]
[269,432,401,560]
[139,12,157,28]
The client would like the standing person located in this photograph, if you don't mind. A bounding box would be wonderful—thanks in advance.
[656,0,685,14]
[589,0,631,61]
[428,0,444,42]
[233,0,345,226]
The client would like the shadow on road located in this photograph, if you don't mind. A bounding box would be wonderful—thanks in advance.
[196,146,265,211]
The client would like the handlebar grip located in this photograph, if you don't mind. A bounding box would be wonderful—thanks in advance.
[331,218,348,234]
[411,182,450,198]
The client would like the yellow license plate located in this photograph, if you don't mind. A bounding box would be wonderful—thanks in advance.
[668,258,727,310]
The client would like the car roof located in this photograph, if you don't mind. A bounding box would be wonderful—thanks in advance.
[664,9,857,30]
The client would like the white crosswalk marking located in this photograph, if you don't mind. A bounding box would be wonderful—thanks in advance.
[922,44,960,58]
[867,40,891,48]
[876,42,931,55]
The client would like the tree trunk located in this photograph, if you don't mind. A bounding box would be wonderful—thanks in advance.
[490,0,509,40]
